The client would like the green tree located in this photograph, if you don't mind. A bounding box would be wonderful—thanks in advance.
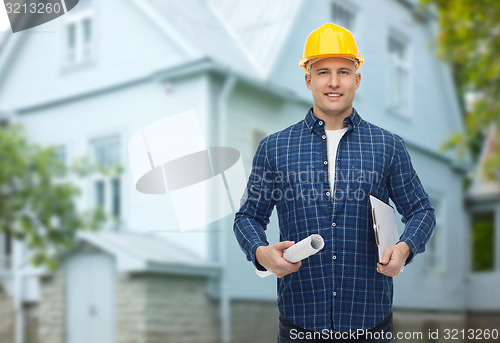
[0,123,105,270]
[421,0,500,179]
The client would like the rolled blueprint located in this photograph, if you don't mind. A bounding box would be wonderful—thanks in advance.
[256,234,325,278]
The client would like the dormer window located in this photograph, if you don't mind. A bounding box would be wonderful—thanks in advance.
[388,33,410,115]
[62,0,95,68]
[331,1,357,32]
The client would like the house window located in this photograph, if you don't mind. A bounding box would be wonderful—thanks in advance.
[471,211,495,272]
[426,197,445,272]
[63,0,95,67]
[91,138,121,219]
[0,232,12,270]
[95,180,105,207]
[111,178,121,216]
[54,146,67,164]
[252,129,267,156]
[388,33,410,115]
[331,2,356,32]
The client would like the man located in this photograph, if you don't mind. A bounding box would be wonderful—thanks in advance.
[233,23,435,342]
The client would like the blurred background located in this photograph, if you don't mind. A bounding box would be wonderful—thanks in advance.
[0,0,499,342]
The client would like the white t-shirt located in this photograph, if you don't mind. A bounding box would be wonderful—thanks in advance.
[325,128,348,194]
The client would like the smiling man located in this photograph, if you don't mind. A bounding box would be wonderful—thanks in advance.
[234,23,435,342]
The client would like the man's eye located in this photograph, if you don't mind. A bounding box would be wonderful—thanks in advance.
[319,71,328,75]
[340,71,349,75]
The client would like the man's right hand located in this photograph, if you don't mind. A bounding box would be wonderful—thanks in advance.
[255,241,302,278]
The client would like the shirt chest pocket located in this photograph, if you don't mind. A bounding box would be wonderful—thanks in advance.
[345,153,388,197]
[276,165,329,205]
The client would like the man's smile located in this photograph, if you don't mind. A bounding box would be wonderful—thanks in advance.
[325,92,342,99]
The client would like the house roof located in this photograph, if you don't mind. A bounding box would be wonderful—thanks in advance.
[0,0,301,84]
[77,230,220,277]
[207,0,302,78]
[144,0,258,79]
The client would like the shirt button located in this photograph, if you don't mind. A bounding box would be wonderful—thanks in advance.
[319,121,323,125]
[325,191,330,197]
[323,160,328,165]
[332,255,337,260]
[331,222,336,227]
[333,292,337,297]
[322,135,326,139]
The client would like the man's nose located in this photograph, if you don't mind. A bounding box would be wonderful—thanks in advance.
[328,74,340,88]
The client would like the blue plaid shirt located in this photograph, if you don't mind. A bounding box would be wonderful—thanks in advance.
[233,108,435,333]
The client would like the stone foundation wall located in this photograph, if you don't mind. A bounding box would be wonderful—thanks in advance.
[115,273,147,343]
[15,269,500,343]
[231,299,278,343]
[115,273,219,343]
[466,311,500,343]
[0,287,16,343]
[393,309,466,343]
[24,302,39,343]
[37,271,66,343]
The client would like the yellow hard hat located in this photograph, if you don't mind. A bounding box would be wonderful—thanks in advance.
[299,23,364,73]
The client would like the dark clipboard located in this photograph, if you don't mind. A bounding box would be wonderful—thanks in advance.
[368,194,400,264]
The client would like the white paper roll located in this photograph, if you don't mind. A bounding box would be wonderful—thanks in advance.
[256,234,325,278]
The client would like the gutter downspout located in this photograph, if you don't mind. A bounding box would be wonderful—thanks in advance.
[218,74,237,343]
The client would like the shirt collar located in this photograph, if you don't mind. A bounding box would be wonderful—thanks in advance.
[304,107,362,133]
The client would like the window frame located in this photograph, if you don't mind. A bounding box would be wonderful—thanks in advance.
[468,206,499,273]
[60,0,97,70]
[331,0,358,34]
[252,128,268,157]
[425,194,446,274]
[89,136,122,223]
[0,232,13,271]
[387,30,412,118]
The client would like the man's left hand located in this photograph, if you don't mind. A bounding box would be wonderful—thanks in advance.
[376,242,411,277]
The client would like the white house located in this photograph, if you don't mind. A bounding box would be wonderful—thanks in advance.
[0,0,494,342]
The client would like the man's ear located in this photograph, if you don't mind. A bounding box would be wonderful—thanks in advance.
[355,73,361,90]
[305,73,312,90]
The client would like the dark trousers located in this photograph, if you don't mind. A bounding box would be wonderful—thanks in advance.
[278,312,394,343]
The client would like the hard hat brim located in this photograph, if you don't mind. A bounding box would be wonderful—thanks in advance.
[299,54,364,73]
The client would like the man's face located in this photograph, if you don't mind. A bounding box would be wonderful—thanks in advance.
[305,57,361,119]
